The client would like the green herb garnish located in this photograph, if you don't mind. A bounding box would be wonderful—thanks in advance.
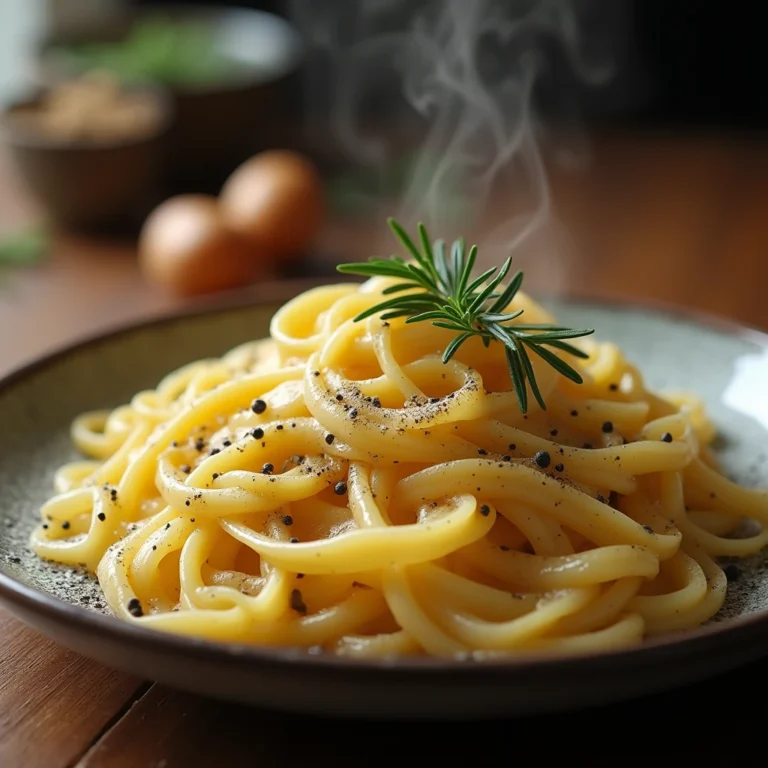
[51,17,247,87]
[337,218,595,413]
[0,227,49,267]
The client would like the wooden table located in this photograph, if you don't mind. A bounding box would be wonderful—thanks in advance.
[2,133,768,766]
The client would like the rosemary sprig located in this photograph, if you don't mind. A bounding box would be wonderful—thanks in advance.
[336,218,595,413]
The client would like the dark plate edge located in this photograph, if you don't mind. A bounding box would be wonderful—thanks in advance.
[1,280,767,677]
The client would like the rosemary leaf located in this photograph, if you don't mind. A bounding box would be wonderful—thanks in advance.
[337,218,595,413]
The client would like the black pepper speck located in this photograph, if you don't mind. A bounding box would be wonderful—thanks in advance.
[290,589,308,614]
[724,564,741,581]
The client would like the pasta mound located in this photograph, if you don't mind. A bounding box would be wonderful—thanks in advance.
[32,279,768,658]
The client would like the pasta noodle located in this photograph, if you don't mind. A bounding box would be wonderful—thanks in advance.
[31,278,768,658]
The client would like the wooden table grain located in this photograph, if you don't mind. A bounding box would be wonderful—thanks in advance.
[2,133,768,767]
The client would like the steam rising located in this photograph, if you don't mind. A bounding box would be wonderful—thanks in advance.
[289,0,613,284]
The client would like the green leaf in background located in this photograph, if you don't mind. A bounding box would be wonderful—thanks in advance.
[52,17,248,87]
[0,227,50,267]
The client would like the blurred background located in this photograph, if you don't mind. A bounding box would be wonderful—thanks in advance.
[2,0,768,373]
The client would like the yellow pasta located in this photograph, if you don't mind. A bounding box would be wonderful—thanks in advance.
[30,278,768,658]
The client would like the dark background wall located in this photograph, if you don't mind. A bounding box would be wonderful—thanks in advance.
[134,0,768,131]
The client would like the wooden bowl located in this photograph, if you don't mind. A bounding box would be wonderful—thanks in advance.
[34,4,305,192]
[1,86,173,233]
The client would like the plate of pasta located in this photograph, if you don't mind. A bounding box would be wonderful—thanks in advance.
[1,219,767,719]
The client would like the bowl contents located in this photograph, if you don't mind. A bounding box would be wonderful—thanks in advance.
[5,73,164,144]
[29,218,768,658]
[220,150,324,263]
[138,194,264,297]
[45,17,249,88]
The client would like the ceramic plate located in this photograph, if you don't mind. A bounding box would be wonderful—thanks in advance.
[1,284,767,719]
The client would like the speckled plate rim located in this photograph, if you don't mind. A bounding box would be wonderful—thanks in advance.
[1,279,767,677]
